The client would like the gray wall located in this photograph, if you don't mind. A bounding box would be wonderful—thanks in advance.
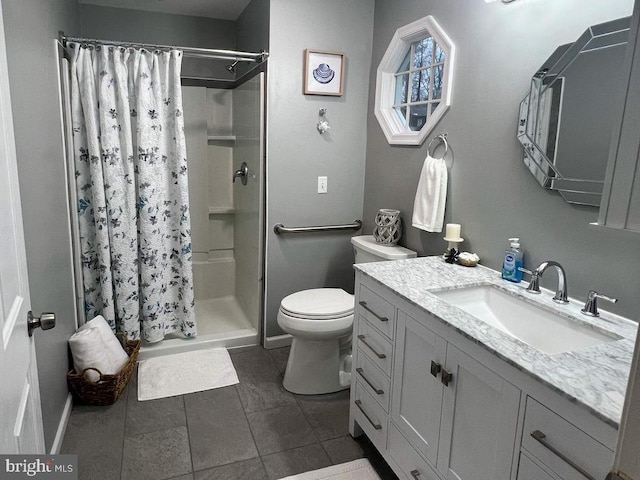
[79,4,237,80]
[264,0,375,337]
[236,0,269,78]
[2,0,80,452]
[364,0,639,320]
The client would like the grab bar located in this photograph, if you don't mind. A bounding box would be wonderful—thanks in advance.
[274,219,362,235]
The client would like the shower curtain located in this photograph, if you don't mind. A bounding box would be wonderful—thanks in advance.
[70,42,196,342]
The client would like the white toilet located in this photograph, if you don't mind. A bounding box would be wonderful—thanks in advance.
[277,235,417,395]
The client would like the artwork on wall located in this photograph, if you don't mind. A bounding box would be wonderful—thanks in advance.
[303,49,345,96]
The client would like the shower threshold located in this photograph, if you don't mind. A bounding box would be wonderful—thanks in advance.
[138,296,259,360]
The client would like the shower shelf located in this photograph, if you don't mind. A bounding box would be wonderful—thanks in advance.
[209,207,235,214]
[207,135,236,143]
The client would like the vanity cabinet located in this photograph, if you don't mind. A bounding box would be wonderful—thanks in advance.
[349,269,618,480]
[350,275,521,480]
[392,310,520,480]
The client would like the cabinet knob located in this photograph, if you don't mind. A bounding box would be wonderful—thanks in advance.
[430,361,441,377]
[441,369,453,387]
[410,470,421,479]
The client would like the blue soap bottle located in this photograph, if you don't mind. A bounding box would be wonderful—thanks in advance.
[501,238,523,282]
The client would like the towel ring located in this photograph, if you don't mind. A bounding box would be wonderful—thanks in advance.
[427,133,449,159]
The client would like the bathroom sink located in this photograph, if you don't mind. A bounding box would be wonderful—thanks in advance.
[434,285,621,355]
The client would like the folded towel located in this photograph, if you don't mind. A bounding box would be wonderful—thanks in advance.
[412,154,448,233]
[69,316,129,382]
[79,315,128,362]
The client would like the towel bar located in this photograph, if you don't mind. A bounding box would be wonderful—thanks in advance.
[274,220,362,235]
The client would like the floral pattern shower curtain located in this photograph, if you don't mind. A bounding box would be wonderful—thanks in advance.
[70,43,196,342]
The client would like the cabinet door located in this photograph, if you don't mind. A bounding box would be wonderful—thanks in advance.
[437,344,521,480]
[391,310,447,465]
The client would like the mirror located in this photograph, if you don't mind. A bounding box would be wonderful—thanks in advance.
[517,17,631,207]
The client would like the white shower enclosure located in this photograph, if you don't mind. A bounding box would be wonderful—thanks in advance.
[142,74,266,357]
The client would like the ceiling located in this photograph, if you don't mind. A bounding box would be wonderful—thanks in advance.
[78,0,253,21]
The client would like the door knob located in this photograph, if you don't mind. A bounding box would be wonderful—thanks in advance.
[28,311,56,337]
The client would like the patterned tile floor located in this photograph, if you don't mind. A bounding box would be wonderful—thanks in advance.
[61,346,398,480]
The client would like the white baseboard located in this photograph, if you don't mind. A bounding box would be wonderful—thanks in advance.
[264,334,292,349]
[50,393,73,454]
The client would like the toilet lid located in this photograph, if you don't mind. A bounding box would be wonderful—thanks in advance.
[280,288,354,319]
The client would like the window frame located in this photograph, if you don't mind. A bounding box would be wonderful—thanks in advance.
[375,16,455,146]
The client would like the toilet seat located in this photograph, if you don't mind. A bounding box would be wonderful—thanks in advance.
[279,288,354,320]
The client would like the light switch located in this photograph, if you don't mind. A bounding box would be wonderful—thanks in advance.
[318,176,328,194]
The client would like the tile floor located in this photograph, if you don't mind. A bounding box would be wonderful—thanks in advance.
[61,346,398,480]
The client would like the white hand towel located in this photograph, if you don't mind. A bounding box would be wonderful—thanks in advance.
[79,315,128,367]
[412,154,448,233]
[69,327,127,382]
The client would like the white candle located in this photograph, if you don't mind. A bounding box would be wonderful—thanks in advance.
[446,223,461,239]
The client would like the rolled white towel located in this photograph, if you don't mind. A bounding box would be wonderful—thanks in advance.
[79,315,129,368]
[69,327,127,382]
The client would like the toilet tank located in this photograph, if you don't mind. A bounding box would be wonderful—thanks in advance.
[351,235,417,264]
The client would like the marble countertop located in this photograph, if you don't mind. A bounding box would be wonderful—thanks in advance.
[355,256,638,428]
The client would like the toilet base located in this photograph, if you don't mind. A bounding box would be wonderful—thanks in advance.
[283,336,351,395]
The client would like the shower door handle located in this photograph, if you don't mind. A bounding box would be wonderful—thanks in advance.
[232,162,249,185]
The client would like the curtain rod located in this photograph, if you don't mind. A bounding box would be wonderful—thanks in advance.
[59,32,268,63]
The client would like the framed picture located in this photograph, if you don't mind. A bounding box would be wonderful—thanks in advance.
[303,49,345,96]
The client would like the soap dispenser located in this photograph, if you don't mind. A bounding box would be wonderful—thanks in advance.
[502,238,523,282]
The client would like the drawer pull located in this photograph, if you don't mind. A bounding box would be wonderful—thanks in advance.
[359,301,389,322]
[430,361,442,377]
[441,369,453,387]
[354,399,382,430]
[530,430,596,480]
[356,367,384,395]
[357,334,386,359]
[410,470,421,479]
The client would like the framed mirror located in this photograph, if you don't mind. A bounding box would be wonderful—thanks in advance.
[517,17,631,207]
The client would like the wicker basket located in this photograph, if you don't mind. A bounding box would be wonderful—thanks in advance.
[67,335,140,406]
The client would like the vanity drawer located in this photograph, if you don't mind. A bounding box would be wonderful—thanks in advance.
[517,452,557,480]
[389,423,439,480]
[353,382,388,452]
[355,350,391,412]
[356,317,393,376]
[358,284,395,339]
[522,397,613,480]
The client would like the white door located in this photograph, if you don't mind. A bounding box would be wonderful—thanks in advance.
[0,0,45,454]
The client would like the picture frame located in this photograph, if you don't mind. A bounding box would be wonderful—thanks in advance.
[303,49,345,96]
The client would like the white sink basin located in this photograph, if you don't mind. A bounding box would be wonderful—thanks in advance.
[434,285,621,355]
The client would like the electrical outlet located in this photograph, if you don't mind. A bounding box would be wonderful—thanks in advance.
[318,176,328,194]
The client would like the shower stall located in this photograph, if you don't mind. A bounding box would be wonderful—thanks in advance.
[58,36,267,359]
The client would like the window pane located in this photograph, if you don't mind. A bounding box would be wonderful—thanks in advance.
[409,104,428,131]
[394,106,407,126]
[412,36,433,69]
[411,69,430,103]
[395,74,408,104]
[430,102,440,114]
[434,42,445,63]
[398,50,411,73]
[433,65,444,100]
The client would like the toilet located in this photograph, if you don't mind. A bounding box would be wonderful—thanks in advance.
[277,235,417,395]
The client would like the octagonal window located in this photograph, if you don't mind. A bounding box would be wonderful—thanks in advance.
[375,16,455,146]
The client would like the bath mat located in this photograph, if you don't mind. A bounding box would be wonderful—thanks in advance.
[137,348,239,401]
[278,459,381,480]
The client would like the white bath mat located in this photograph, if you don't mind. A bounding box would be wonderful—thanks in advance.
[137,348,239,401]
[278,459,381,480]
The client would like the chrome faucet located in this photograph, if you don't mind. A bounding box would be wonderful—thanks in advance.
[525,261,569,304]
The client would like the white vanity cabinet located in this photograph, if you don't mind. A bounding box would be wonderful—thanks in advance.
[349,269,619,480]
[392,309,521,480]
[350,274,521,480]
